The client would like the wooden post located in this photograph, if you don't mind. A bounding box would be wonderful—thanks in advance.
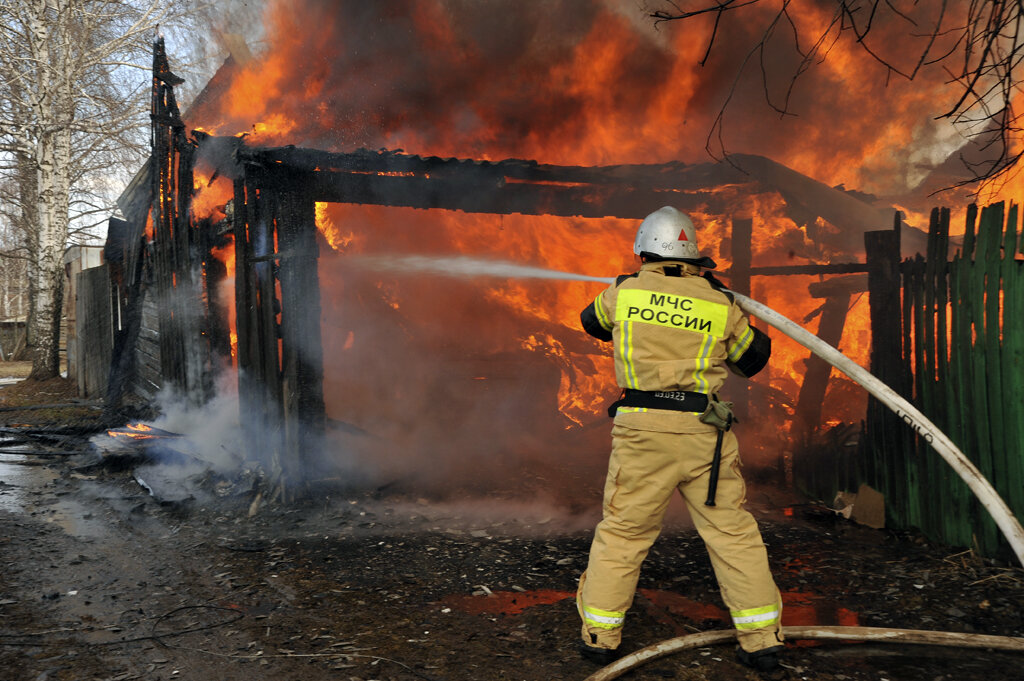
[864,215,909,526]
[794,293,851,438]
[276,190,325,490]
[729,217,752,425]
[232,176,252,385]
[233,167,284,475]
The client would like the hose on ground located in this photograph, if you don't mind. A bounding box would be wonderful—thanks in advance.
[583,626,1024,681]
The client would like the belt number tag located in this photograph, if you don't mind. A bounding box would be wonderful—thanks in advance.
[615,289,728,337]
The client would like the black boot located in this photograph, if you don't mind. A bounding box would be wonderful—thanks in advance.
[736,644,784,673]
[577,639,621,665]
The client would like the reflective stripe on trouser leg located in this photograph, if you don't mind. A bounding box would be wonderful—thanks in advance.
[577,571,626,649]
[731,602,781,629]
[577,426,677,649]
[675,429,784,652]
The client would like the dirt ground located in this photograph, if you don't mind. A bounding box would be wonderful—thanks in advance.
[1,375,1023,681]
[0,361,33,379]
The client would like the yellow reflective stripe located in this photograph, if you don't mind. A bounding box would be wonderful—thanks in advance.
[615,406,648,414]
[593,291,612,331]
[618,321,639,388]
[693,334,716,393]
[582,603,625,629]
[727,326,754,362]
[730,604,780,630]
[614,289,729,337]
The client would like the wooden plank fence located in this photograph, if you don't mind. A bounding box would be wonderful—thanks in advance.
[795,203,1023,559]
[75,265,113,398]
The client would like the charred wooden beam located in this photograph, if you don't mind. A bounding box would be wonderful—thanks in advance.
[235,166,282,427]
[232,174,257,449]
[733,263,869,277]
[276,189,325,490]
[864,219,913,522]
[149,37,210,403]
[794,294,851,437]
[730,217,753,425]
[231,145,752,193]
[243,163,729,220]
[729,154,929,257]
[808,274,869,298]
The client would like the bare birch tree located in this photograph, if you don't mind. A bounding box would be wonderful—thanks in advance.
[0,0,206,380]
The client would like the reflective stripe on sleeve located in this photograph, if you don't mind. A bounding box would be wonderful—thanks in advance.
[581,603,625,629]
[727,326,754,362]
[693,333,716,393]
[618,321,639,388]
[730,604,780,630]
[594,290,613,331]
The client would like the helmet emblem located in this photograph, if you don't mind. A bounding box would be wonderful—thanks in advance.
[677,229,689,241]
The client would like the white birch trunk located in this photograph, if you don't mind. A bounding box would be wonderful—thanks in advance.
[21,1,74,379]
[25,0,70,379]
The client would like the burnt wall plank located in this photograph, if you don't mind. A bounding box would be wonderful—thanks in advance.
[276,190,325,491]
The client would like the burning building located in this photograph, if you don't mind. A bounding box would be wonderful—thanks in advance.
[99,2,980,506]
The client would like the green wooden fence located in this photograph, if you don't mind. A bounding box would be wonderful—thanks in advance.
[794,203,1024,559]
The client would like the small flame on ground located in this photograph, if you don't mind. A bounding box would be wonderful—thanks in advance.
[106,422,157,440]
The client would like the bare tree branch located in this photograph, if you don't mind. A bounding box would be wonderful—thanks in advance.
[648,0,1024,191]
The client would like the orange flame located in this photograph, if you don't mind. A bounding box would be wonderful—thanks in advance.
[209,234,238,363]
[192,171,233,222]
[106,422,158,440]
[184,1,999,452]
[315,202,355,251]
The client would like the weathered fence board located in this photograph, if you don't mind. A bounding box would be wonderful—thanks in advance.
[75,265,113,398]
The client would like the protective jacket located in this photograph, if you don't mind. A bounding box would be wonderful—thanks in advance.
[581,262,769,427]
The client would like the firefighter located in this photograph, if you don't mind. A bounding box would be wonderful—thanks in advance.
[575,206,784,674]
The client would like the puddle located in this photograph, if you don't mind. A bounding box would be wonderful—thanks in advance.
[439,589,573,615]
[781,590,859,627]
[0,450,59,513]
[43,497,109,538]
[0,448,107,538]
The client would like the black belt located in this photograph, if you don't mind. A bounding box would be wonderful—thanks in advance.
[607,389,709,417]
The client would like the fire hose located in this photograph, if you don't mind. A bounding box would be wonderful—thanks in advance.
[725,291,1024,568]
[582,626,1024,681]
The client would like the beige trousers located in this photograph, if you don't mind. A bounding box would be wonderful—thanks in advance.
[577,424,783,653]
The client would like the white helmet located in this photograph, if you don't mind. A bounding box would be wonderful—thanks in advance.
[630,205,712,266]
[634,206,708,262]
